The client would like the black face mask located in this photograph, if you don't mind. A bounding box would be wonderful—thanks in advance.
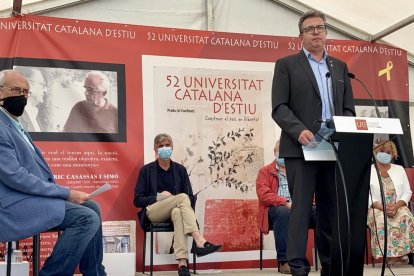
[0,95,27,117]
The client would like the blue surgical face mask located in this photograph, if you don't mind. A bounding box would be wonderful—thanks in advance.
[376,152,391,164]
[275,152,285,166]
[158,147,173,160]
[276,157,285,166]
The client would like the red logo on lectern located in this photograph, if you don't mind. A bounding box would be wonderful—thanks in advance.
[355,119,368,130]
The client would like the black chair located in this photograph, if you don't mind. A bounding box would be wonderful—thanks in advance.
[140,219,197,276]
[259,224,318,272]
[5,240,27,276]
[4,229,61,276]
[32,233,42,276]
[139,193,200,275]
[5,241,15,276]
[32,230,61,276]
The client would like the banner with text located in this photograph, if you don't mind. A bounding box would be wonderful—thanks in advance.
[0,15,412,271]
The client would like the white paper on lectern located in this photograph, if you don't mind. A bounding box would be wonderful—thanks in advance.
[90,183,112,197]
[302,140,338,161]
[302,126,337,161]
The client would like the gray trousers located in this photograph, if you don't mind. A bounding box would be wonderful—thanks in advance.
[146,193,199,259]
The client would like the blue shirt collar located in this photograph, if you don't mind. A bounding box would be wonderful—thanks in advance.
[303,48,328,62]
[0,107,35,151]
[0,107,23,129]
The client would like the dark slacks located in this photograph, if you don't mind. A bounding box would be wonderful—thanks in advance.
[269,205,317,263]
[285,158,336,276]
[268,205,290,262]
[40,200,106,276]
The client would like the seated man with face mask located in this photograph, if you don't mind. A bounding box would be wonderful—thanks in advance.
[0,70,106,275]
[256,139,316,274]
[134,133,222,276]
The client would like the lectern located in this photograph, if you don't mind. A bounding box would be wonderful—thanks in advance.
[312,116,403,276]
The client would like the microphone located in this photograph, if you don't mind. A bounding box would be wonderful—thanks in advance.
[347,72,381,118]
[325,72,335,129]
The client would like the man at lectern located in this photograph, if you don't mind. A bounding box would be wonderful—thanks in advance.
[271,10,355,276]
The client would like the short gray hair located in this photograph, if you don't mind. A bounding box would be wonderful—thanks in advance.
[298,10,326,33]
[154,133,173,148]
[85,71,110,91]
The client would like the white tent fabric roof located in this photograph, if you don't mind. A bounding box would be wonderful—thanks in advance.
[0,0,412,157]
[290,0,414,63]
[1,0,413,64]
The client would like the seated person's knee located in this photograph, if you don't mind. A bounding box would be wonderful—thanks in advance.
[175,193,191,204]
[80,208,101,233]
[83,200,102,217]
[277,206,290,222]
[171,207,181,219]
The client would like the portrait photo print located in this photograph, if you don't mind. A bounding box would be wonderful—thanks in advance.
[10,58,126,142]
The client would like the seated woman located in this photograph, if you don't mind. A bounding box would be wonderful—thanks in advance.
[134,133,222,276]
[367,139,414,265]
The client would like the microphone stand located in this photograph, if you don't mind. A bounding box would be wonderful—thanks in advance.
[347,72,381,118]
[348,72,388,275]
[321,72,350,275]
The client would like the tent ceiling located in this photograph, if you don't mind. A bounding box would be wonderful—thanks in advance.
[277,0,414,63]
[0,0,91,15]
[1,0,414,63]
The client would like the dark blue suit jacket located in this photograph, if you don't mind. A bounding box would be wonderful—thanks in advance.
[0,109,69,242]
[271,51,356,157]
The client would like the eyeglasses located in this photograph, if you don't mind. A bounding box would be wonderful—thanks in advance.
[0,86,31,96]
[84,86,105,95]
[302,25,326,34]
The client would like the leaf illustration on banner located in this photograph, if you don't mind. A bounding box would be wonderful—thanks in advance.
[206,127,255,193]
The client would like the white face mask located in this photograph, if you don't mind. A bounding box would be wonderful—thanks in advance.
[376,152,392,164]
[274,152,285,166]
[158,147,173,160]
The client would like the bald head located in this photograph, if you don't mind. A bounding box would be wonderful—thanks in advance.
[0,70,29,88]
[0,70,30,100]
[13,67,45,104]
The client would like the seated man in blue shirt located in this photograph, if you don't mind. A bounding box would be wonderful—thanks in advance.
[134,133,222,276]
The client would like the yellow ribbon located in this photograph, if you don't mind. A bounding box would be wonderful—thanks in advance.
[378,61,393,81]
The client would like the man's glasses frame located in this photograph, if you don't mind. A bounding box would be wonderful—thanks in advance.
[302,25,327,34]
[83,86,106,95]
[0,86,32,96]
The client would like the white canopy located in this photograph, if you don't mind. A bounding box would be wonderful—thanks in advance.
[290,0,414,64]
[1,0,413,64]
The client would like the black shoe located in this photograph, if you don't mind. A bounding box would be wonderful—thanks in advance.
[191,241,222,257]
[178,265,191,276]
